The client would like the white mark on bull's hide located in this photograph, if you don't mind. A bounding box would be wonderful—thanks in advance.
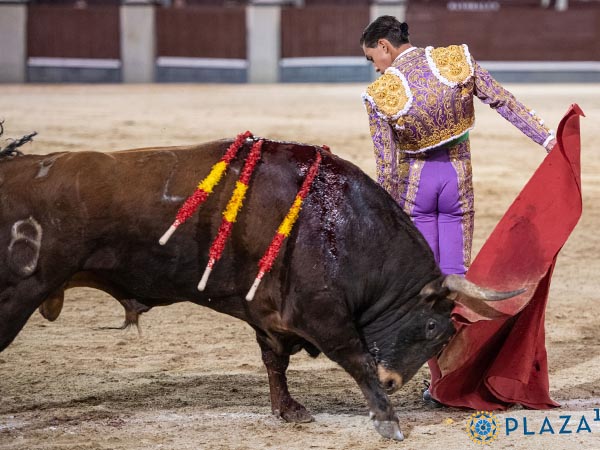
[161,151,184,203]
[35,155,62,178]
[8,217,43,278]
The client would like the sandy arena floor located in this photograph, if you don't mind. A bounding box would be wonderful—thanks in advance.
[0,83,599,449]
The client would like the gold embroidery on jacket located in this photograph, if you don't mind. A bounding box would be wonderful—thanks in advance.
[383,48,476,153]
[404,159,424,216]
[448,143,474,270]
[429,45,472,85]
[473,62,553,145]
[366,102,395,195]
[366,72,410,118]
[397,115,473,152]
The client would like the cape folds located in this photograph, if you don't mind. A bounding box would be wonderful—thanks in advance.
[429,104,584,410]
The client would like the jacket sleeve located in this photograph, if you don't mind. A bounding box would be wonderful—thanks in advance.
[473,60,555,148]
[364,99,401,202]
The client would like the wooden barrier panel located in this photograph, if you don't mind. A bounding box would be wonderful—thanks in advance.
[156,6,246,58]
[406,3,600,61]
[281,5,370,58]
[304,0,369,4]
[27,5,120,59]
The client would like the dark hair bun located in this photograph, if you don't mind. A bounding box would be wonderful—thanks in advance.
[399,22,409,40]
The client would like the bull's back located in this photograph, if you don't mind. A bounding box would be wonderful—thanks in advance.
[1,139,430,306]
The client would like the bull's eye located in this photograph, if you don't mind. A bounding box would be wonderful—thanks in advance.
[425,319,438,339]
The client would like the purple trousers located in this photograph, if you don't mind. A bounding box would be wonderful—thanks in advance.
[398,140,474,275]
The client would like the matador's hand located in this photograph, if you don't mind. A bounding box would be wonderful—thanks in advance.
[545,138,557,153]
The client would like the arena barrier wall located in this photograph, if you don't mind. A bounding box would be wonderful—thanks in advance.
[27,5,121,83]
[2,1,599,84]
[156,6,247,83]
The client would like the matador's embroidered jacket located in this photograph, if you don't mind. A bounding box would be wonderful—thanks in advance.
[362,45,555,201]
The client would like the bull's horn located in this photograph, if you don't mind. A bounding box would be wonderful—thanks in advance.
[442,274,526,301]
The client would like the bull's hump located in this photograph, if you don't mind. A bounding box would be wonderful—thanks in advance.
[262,140,360,180]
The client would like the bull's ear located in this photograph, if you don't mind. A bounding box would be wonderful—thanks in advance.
[419,278,449,300]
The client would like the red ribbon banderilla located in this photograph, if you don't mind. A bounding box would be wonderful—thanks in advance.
[198,139,264,291]
[158,130,252,246]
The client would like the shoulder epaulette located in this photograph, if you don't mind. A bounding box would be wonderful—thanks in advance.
[425,44,474,87]
[363,68,413,120]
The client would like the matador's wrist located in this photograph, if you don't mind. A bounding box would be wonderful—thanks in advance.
[544,138,557,153]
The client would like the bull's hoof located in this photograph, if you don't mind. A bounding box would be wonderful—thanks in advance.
[277,401,314,423]
[373,420,404,441]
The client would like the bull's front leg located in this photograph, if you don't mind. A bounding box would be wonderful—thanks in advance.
[255,333,314,423]
[301,315,404,441]
[326,338,404,441]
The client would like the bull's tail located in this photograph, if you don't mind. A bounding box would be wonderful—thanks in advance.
[0,121,37,159]
[98,318,143,337]
[97,298,149,337]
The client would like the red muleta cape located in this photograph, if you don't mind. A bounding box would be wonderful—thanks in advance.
[429,104,584,410]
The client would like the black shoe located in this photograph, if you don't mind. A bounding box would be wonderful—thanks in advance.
[422,380,443,407]
[422,388,433,401]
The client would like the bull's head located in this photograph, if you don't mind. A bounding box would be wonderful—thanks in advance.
[374,275,524,394]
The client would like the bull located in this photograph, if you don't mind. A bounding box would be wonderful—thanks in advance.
[0,131,522,440]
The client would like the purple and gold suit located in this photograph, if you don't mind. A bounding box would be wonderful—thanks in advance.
[363,45,554,275]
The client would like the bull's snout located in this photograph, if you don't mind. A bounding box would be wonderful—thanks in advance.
[377,365,404,394]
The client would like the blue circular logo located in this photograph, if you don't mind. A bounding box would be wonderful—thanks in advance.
[466,411,500,445]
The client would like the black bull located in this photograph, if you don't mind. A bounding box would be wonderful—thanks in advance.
[0,138,522,440]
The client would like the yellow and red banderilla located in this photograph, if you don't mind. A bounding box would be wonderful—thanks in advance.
[198,139,264,291]
[159,132,323,298]
[158,130,253,246]
[246,150,322,301]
